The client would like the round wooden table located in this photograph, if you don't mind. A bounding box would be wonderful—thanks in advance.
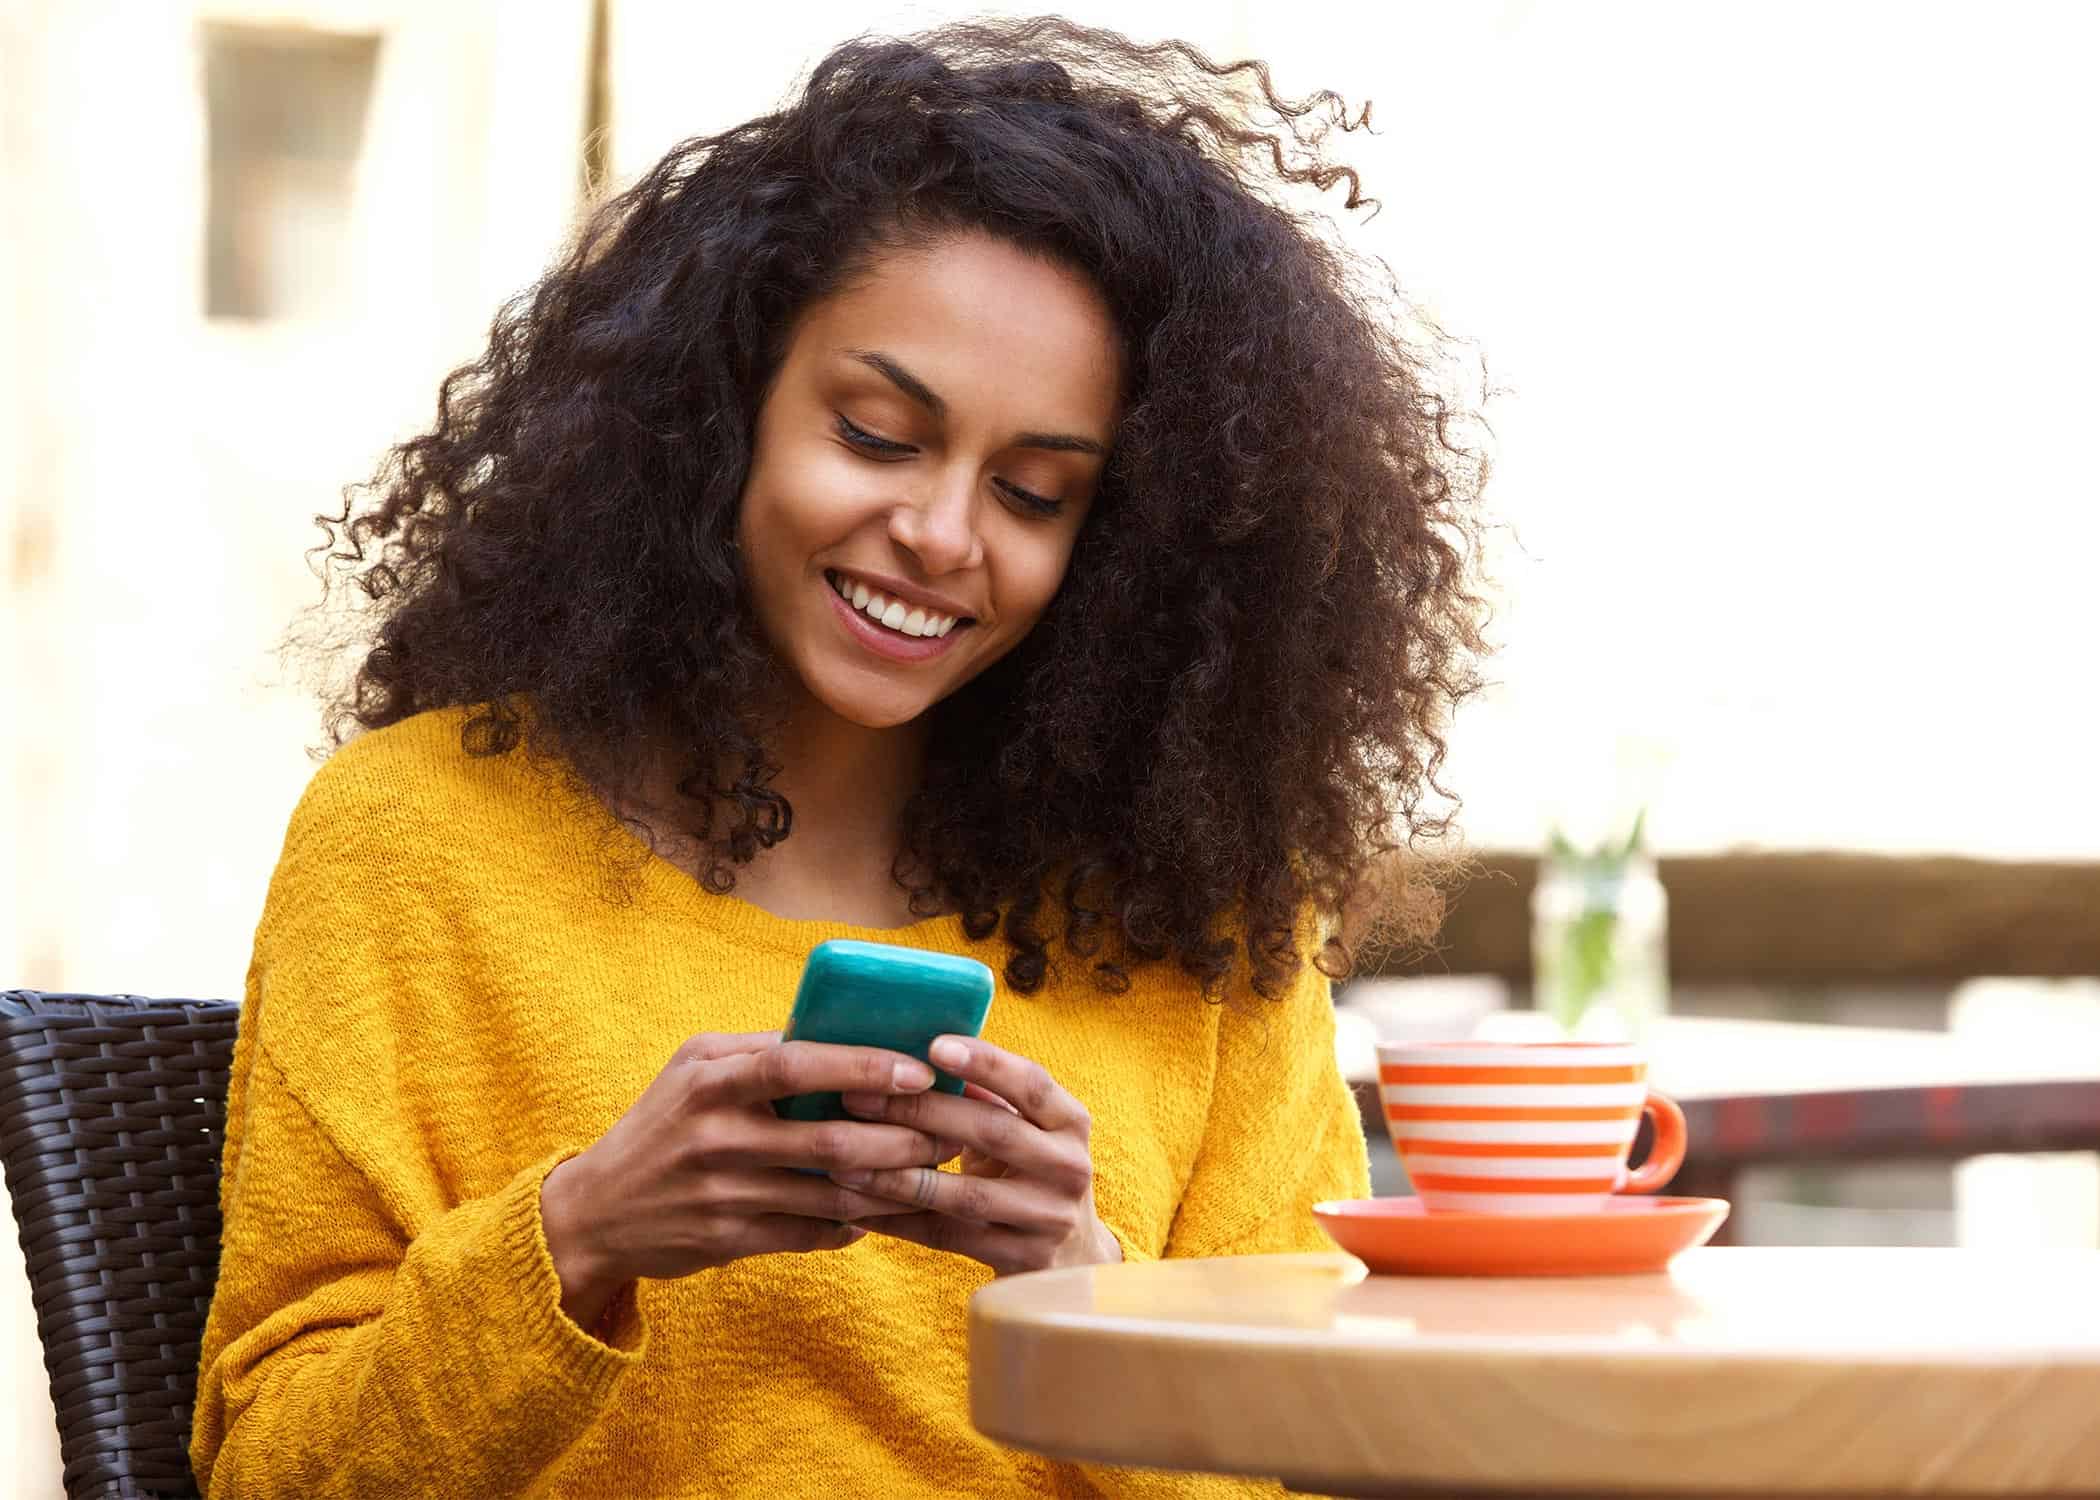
[969,1248,2100,1497]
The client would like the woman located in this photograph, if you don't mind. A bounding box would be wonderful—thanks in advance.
[193,16,1489,1497]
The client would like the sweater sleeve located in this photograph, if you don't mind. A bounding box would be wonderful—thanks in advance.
[190,750,646,1498]
[1162,948,1371,1260]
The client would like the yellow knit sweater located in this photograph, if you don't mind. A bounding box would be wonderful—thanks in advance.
[191,706,1370,1498]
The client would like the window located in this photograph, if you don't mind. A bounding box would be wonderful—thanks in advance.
[203,24,380,321]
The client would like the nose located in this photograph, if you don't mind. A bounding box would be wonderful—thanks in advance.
[887,467,985,575]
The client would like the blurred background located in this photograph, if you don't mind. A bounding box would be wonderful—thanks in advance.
[3,5,2097,1467]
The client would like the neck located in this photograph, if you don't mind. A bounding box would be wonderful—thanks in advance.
[609,690,934,924]
[759,692,929,866]
[732,691,933,923]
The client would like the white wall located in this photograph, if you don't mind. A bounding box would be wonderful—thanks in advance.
[1243,1,2100,858]
[3,0,592,998]
[607,0,1254,185]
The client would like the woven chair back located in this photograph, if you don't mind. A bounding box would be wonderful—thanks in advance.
[0,991,239,1500]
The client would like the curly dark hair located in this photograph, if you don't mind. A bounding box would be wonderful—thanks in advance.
[303,14,1493,1002]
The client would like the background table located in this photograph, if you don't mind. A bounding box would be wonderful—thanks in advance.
[1335,1011,2100,1104]
[970,1249,2100,1497]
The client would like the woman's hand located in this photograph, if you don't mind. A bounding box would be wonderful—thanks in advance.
[539,1030,952,1330]
[827,1036,1122,1276]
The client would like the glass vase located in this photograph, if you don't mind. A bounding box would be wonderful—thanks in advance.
[1530,851,1669,1043]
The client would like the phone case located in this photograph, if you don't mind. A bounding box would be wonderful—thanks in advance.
[772,939,996,1124]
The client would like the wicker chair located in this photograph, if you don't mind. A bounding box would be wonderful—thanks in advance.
[0,991,239,1500]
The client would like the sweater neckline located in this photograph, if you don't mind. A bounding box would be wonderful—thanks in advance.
[649,863,969,956]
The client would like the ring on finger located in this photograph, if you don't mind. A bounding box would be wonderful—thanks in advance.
[909,1166,942,1210]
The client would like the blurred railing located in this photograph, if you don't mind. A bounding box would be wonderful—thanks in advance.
[1366,851,2100,987]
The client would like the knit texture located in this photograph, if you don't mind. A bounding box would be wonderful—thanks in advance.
[191,705,1370,1498]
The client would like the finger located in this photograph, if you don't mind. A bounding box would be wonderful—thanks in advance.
[700,1168,922,1222]
[856,1212,1036,1274]
[708,1040,936,1107]
[840,1088,1061,1177]
[679,1030,783,1061]
[720,1116,947,1174]
[927,1037,1087,1134]
[743,1213,868,1257]
[894,1085,1007,1163]
[961,1081,1018,1113]
[830,1164,1076,1233]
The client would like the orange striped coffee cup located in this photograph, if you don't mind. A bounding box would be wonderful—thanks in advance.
[1376,1041,1686,1214]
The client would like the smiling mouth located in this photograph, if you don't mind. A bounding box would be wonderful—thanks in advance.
[825,569,974,640]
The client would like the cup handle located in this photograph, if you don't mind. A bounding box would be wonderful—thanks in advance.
[1621,1090,1686,1195]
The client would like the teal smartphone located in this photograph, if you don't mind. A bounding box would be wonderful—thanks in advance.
[772,939,996,1125]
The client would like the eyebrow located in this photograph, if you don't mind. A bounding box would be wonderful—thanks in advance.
[843,348,1110,457]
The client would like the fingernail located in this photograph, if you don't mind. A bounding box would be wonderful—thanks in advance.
[894,1059,935,1090]
[842,1092,885,1117]
[833,1170,872,1188]
[929,1038,968,1069]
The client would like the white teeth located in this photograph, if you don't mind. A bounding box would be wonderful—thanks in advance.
[830,571,962,639]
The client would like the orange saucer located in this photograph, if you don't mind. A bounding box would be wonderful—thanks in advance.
[1313,1195,1731,1277]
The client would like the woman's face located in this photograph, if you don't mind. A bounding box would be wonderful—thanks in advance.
[736,231,1123,730]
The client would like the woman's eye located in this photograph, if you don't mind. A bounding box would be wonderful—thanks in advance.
[835,413,912,455]
[997,480,1063,518]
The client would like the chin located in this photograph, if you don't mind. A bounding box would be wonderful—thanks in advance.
[808,668,940,730]
[835,699,931,730]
